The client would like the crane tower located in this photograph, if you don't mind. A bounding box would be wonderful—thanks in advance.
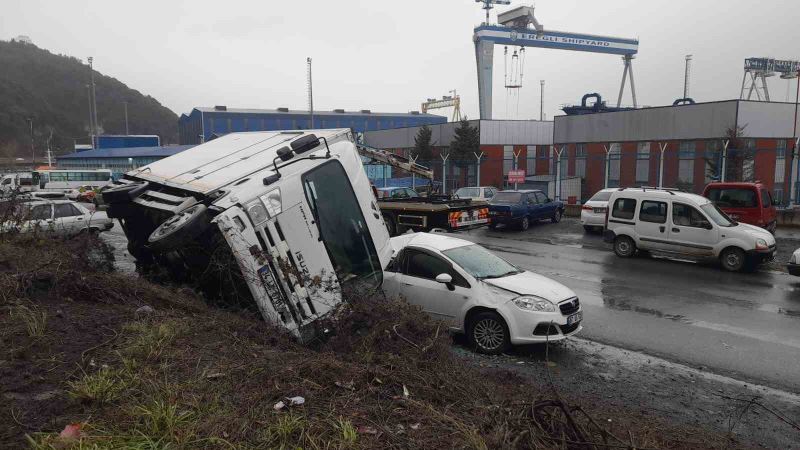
[740,57,800,101]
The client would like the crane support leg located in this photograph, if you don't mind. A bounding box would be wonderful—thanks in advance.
[476,38,495,119]
[617,55,631,107]
[628,57,638,108]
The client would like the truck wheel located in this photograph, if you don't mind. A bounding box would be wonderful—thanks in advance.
[148,204,210,252]
[102,181,149,204]
[613,236,636,258]
[551,209,562,223]
[519,216,530,231]
[468,311,510,355]
[720,247,746,272]
[382,214,397,236]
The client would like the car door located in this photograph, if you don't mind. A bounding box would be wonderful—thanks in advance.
[53,203,85,236]
[634,199,670,251]
[669,202,717,256]
[395,248,471,325]
[521,194,536,219]
[535,191,552,219]
[25,204,54,234]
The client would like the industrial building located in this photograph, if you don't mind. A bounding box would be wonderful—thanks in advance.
[178,106,447,145]
[56,145,194,178]
[364,120,554,192]
[553,99,800,203]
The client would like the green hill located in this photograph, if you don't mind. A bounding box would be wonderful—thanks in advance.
[0,39,178,158]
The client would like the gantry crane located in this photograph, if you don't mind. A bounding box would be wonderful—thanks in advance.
[421,90,462,122]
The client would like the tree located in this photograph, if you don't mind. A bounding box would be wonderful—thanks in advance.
[704,125,752,182]
[449,118,479,166]
[413,124,434,161]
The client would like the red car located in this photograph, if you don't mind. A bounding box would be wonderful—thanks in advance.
[702,182,777,233]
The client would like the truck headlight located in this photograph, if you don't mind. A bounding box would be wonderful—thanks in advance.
[260,188,282,217]
[755,238,768,250]
[246,200,269,225]
[512,296,556,312]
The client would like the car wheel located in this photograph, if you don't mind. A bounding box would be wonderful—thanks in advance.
[551,209,562,223]
[720,247,746,272]
[468,312,510,355]
[519,216,530,231]
[488,223,498,230]
[613,236,636,258]
[148,204,211,252]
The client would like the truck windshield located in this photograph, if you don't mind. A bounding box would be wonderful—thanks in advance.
[443,244,521,280]
[302,161,382,290]
[490,192,521,204]
[706,188,757,208]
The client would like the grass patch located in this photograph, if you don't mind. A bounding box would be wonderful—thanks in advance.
[11,304,47,337]
[67,366,131,404]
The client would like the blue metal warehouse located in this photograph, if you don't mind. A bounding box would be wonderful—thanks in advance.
[178,106,447,145]
[56,145,194,178]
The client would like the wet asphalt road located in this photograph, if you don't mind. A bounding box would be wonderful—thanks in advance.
[454,219,800,394]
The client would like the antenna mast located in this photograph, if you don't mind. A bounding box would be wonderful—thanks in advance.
[683,54,692,99]
[307,57,314,128]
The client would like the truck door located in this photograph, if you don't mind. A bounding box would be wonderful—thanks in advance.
[669,202,716,256]
[635,199,670,251]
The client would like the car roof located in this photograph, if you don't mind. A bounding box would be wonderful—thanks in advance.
[498,189,539,194]
[610,188,710,205]
[390,232,472,253]
[704,182,764,189]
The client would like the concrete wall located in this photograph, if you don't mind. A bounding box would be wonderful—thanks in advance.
[736,100,800,138]
[554,101,738,143]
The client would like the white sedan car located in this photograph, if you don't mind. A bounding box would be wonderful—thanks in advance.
[2,200,113,237]
[383,232,582,354]
[580,188,615,232]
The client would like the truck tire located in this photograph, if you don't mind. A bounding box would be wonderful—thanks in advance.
[148,204,211,252]
[102,181,149,204]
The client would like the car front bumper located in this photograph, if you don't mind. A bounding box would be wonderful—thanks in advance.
[788,262,800,276]
[746,246,776,264]
[504,308,583,345]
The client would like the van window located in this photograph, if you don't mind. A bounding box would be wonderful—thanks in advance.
[639,201,667,224]
[302,161,382,290]
[672,203,709,228]
[612,198,636,220]
[706,188,757,208]
[761,190,771,208]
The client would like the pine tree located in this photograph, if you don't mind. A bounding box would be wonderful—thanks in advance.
[413,125,434,161]
[449,119,479,166]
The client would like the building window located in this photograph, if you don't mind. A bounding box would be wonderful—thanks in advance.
[575,144,587,178]
[776,140,787,183]
[678,141,695,187]
[503,145,514,175]
[607,143,620,187]
[705,140,722,183]
[636,142,650,185]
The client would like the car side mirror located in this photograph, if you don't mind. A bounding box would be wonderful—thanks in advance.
[703,222,713,230]
[435,273,455,290]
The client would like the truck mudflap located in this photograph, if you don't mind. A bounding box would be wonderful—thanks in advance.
[448,207,489,229]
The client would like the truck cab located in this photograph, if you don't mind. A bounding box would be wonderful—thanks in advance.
[103,130,391,341]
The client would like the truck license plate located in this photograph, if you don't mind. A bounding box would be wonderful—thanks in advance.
[567,311,582,326]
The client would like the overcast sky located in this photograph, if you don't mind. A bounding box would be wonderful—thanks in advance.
[3,0,799,122]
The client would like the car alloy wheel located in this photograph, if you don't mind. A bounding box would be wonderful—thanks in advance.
[520,216,530,231]
[469,312,510,354]
[552,210,562,223]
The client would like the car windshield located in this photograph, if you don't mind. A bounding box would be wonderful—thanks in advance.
[706,188,757,208]
[589,191,613,202]
[700,203,735,227]
[456,188,480,198]
[490,192,521,204]
[442,244,521,279]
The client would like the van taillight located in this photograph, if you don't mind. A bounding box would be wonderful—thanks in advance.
[605,207,610,227]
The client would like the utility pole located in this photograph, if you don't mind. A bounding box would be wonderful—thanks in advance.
[683,55,693,99]
[27,118,34,166]
[124,101,129,135]
[540,80,545,120]
[88,57,99,145]
[46,130,53,167]
[86,84,94,146]
[307,57,314,129]
[790,69,800,206]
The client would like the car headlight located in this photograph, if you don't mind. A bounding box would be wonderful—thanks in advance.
[755,238,768,250]
[512,296,556,312]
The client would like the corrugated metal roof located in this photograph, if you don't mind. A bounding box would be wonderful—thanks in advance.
[193,107,443,118]
[56,145,195,160]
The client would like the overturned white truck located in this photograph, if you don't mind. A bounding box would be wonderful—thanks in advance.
[103,130,392,340]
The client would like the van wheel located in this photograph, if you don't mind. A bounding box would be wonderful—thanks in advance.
[551,209,562,223]
[720,247,746,272]
[148,204,210,252]
[613,236,636,258]
[468,312,510,355]
[519,216,530,231]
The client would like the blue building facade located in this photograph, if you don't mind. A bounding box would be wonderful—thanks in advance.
[96,135,161,149]
[178,106,447,145]
[57,145,194,178]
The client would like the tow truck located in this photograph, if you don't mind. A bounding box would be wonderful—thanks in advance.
[357,144,490,236]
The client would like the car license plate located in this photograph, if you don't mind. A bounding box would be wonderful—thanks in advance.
[567,311,582,326]
[593,208,604,213]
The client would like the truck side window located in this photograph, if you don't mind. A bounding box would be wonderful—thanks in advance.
[612,198,636,220]
[672,203,708,228]
[405,249,469,288]
[639,201,667,224]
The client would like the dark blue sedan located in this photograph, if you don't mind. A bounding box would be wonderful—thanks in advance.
[488,190,564,231]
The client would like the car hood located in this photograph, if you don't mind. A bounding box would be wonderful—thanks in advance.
[482,271,575,302]
[737,222,775,244]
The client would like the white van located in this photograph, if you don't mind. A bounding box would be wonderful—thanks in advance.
[102,130,392,341]
[603,188,776,271]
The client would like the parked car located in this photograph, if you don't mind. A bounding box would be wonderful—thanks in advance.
[375,187,420,199]
[604,188,776,271]
[788,249,800,276]
[488,190,564,230]
[581,188,615,232]
[454,186,497,201]
[68,185,98,202]
[702,182,777,234]
[383,232,582,354]
[1,200,113,237]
